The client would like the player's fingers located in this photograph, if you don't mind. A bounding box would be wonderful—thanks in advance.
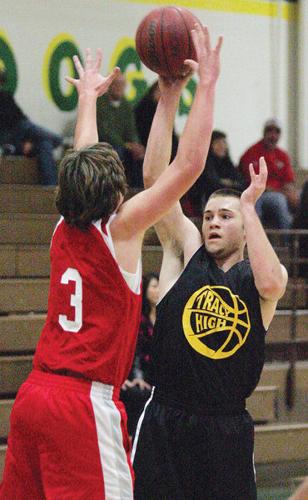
[65,76,78,86]
[73,55,84,77]
[109,66,121,81]
[249,163,256,180]
[191,29,201,60]
[202,25,211,53]
[259,157,268,181]
[259,156,267,170]
[184,59,198,72]
[214,35,224,53]
[85,48,93,69]
[96,67,120,95]
[94,48,103,71]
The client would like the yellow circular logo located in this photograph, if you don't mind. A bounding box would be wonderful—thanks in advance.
[182,285,250,359]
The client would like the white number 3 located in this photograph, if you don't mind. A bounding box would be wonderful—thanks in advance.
[59,268,83,333]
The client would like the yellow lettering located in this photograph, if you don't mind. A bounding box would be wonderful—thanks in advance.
[203,291,214,310]
[210,297,220,313]
[216,318,227,329]
[219,304,228,316]
[208,317,216,329]
[195,313,206,333]
[196,291,207,310]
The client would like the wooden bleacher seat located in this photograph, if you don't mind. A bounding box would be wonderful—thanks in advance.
[0,355,33,395]
[0,213,58,245]
[0,185,57,214]
[0,446,6,477]
[259,362,289,391]
[0,400,13,440]
[0,278,49,314]
[0,244,50,278]
[0,314,45,353]
[0,156,40,185]
[247,386,278,423]
[268,309,308,342]
[255,423,308,463]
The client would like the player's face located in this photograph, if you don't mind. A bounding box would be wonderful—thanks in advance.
[202,196,245,259]
[147,277,159,306]
[263,126,281,150]
[211,137,228,158]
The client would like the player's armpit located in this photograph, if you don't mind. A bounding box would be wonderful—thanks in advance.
[155,202,201,255]
[158,245,184,300]
[259,296,279,331]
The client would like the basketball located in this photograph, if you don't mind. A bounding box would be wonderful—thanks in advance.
[135,6,202,78]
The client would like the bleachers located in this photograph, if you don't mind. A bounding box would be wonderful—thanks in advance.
[0,157,307,487]
[0,157,40,185]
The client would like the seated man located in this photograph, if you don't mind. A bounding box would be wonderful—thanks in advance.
[0,69,62,186]
[239,118,298,231]
[96,73,145,188]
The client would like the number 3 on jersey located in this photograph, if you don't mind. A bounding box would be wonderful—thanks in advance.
[59,268,83,332]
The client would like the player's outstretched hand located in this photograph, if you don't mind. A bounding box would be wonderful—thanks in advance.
[184,24,223,86]
[158,72,192,99]
[241,157,268,206]
[65,48,120,98]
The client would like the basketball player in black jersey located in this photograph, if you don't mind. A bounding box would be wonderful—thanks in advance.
[132,59,288,500]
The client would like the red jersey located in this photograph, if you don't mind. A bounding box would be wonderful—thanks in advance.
[34,216,142,387]
[239,140,295,190]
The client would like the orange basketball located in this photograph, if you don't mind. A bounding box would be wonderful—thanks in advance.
[135,6,202,78]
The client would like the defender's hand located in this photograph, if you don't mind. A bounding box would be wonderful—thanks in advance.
[65,48,120,98]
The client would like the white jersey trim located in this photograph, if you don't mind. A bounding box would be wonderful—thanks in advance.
[93,217,142,295]
[50,216,64,249]
[90,383,134,500]
[131,386,155,463]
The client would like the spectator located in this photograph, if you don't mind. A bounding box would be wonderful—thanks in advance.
[0,69,62,186]
[96,72,145,187]
[239,118,298,231]
[62,117,76,150]
[121,272,159,436]
[134,81,178,162]
[182,130,244,216]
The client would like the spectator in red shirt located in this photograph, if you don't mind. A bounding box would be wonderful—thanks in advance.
[239,119,298,231]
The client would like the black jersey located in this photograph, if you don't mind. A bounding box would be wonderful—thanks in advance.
[151,246,266,413]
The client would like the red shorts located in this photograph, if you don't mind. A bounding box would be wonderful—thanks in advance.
[0,370,133,499]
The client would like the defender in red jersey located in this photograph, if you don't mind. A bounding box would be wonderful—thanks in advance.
[1,26,222,499]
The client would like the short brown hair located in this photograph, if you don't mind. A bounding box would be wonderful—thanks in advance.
[208,188,241,201]
[56,142,127,230]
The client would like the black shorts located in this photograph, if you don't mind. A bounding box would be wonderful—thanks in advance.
[132,395,257,500]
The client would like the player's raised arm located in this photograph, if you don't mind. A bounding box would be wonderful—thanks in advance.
[114,25,223,239]
[240,157,288,327]
[65,48,120,150]
[142,76,187,190]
